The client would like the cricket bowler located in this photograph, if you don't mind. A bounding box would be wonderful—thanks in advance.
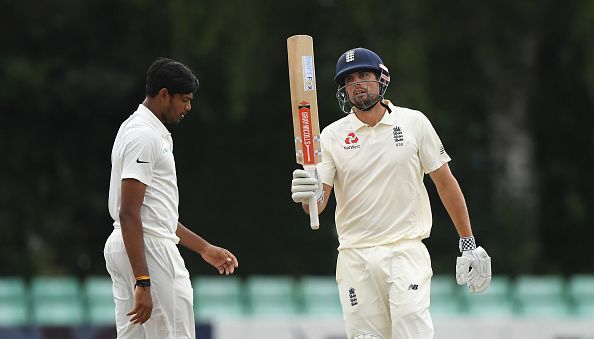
[105,58,239,339]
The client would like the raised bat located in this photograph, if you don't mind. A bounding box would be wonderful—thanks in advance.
[287,34,322,230]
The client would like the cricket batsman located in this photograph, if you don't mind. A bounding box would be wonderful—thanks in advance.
[290,47,492,339]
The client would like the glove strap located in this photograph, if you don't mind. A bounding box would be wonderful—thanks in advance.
[459,236,476,252]
[316,191,324,204]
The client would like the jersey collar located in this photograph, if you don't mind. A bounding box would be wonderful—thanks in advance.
[347,100,397,131]
[379,100,397,125]
[136,104,171,137]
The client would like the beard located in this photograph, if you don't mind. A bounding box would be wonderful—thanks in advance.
[163,101,185,124]
[351,91,380,110]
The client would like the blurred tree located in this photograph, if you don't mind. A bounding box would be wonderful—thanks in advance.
[0,0,593,278]
[469,1,543,273]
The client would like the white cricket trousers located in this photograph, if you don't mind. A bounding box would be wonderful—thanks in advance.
[104,229,195,339]
[336,239,434,339]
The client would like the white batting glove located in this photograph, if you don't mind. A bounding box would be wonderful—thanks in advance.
[455,236,492,293]
[291,169,323,204]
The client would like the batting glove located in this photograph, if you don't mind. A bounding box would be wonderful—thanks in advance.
[291,169,323,204]
[455,236,492,293]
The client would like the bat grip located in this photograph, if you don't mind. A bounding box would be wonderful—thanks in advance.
[304,165,319,230]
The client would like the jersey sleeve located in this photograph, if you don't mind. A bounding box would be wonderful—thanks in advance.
[120,128,160,186]
[418,114,451,174]
[316,129,336,187]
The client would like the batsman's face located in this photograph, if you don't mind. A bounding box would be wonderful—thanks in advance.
[344,71,380,108]
[164,92,193,124]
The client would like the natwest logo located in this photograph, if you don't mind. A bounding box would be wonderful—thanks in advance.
[344,132,360,150]
[344,132,359,144]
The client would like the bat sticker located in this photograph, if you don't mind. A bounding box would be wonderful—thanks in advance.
[298,101,315,164]
[302,56,315,91]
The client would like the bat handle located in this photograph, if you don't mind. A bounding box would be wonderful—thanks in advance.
[304,165,320,230]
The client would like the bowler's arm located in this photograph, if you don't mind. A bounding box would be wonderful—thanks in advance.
[176,223,239,275]
[119,179,150,278]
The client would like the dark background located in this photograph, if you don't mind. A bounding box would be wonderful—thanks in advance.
[1,0,593,279]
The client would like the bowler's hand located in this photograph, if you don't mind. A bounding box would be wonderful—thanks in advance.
[127,286,153,324]
[201,244,239,275]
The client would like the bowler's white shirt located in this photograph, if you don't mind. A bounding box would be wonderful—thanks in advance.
[108,104,180,243]
[318,101,451,249]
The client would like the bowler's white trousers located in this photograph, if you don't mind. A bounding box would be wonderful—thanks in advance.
[104,229,195,339]
[336,239,434,339]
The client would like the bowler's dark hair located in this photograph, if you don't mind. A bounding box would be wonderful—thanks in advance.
[145,58,199,97]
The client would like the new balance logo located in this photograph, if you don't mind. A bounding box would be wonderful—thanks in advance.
[439,145,445,155]
[408,284,419,290]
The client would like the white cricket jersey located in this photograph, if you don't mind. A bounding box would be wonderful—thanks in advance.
[318,101,451,249]
[108,104,180,243]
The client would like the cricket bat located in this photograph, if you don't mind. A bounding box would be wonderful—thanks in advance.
[287,35,322,230]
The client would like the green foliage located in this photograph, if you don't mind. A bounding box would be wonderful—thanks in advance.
[0,1,592,277]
